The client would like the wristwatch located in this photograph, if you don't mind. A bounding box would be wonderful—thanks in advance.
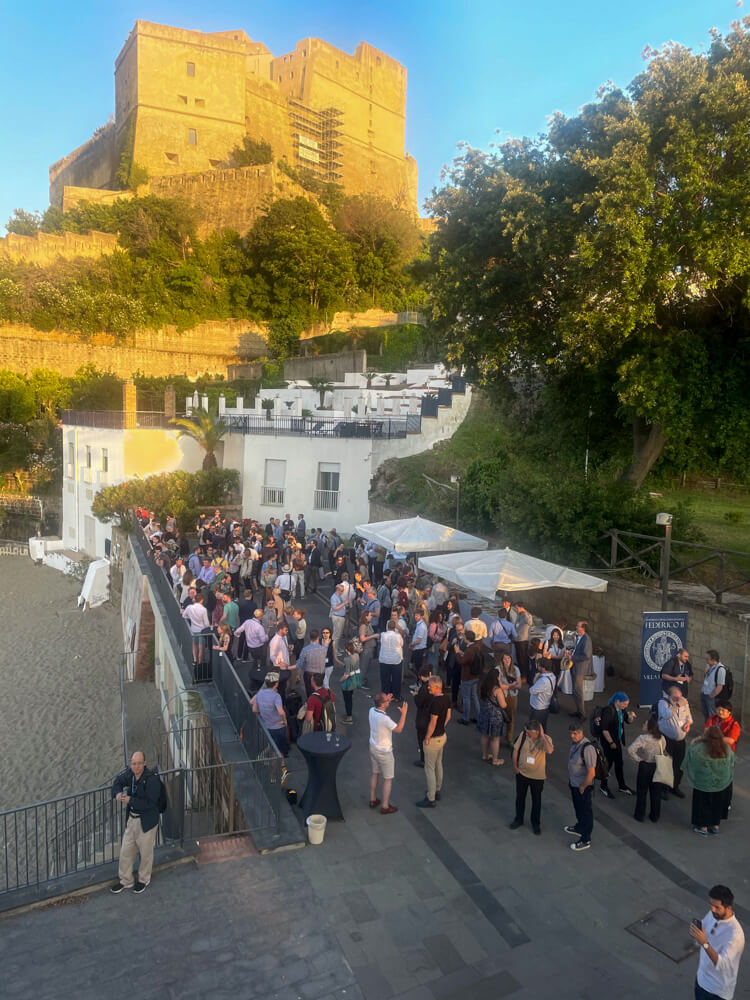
[703,942,710,951]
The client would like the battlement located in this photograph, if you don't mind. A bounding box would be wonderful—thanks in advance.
[0,230,119,263]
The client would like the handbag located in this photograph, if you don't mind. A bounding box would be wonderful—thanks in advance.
[560,654,573,671]
[341,668,362,692]
[654,751,674,788]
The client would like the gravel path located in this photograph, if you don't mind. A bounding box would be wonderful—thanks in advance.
[0,557,123,810]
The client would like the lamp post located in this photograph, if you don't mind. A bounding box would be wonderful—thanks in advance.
[656,512,673,611]
[451,475,461,529]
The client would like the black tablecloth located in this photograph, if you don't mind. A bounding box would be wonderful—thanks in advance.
[297,731,351,821]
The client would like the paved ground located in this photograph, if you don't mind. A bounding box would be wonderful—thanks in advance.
[3,577,750,998]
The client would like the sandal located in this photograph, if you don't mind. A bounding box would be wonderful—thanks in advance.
[490,758,505,766]
[369,798,381,809]
[481,755,491,762]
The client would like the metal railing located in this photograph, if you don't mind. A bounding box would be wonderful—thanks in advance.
[313,488,340,512]
[262,485,285,506]
[222,413,410,438]
[0,762,269,896]
[61,410,173,429]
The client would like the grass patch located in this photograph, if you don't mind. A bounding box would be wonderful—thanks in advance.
[654,487,750,553]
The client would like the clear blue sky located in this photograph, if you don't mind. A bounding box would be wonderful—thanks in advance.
[0,0,741,233]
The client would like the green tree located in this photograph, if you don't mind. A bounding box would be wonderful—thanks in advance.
[170,409,228,469]
[5,209,41,236]
[307,377,333,408]
[229,136,273,166]
[92,468,240,529]
[427,25,750,485]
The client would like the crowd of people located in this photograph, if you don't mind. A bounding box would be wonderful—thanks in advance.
[130,506,746,996]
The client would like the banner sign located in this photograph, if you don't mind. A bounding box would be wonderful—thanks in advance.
[640,612,689,707]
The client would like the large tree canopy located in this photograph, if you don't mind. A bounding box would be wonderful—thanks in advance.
[427,22,750,484]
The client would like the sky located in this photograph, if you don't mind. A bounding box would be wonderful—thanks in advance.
[0,0,743,233]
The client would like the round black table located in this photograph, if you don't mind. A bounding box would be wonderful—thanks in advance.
[297,731,351,821]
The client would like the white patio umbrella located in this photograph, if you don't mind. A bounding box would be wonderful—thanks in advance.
[353,516,488,553]
[418,547,608,599]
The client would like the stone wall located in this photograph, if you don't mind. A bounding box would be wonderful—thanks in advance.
[0,230,119,263]
[0,319,267,379]
[511,580,750,718]
[283,349,367,381]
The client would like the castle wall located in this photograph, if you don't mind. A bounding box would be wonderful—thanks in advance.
[0,230,119,263]
[244,76,296,161]
[49,127,119,207]
[0,320,267,379]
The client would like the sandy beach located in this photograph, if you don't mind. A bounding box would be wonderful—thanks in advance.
[0,556,123,810]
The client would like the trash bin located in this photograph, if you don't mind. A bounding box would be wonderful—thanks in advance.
[306,814,327,845]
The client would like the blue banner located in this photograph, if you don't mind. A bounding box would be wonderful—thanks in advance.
[640,612,689,706]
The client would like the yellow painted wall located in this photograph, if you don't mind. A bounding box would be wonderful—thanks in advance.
[123,429,197,478]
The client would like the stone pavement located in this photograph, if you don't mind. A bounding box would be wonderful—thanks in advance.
[3,582,750,998]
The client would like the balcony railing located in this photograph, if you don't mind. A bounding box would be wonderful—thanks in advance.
[261,485,285,506]
[61,410,173,429]
[313,489,339,512]
[223,414,412,439]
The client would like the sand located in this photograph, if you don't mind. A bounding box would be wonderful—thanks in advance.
[0,557,124,811]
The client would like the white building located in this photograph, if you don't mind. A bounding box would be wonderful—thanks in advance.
[61,366,472,558]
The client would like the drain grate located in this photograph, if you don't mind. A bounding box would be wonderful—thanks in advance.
[196,833,258,865]
[625,908,700,963]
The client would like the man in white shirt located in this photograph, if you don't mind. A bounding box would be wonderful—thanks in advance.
[689,884,745,1000]
[182,593,210,680]
[702,650,727,722]
[169,558,185,588]
[368,692,408,816]
[410,609,429,677]
[657,685,692,798]
[269,623,291,697]
[467,606,488,642]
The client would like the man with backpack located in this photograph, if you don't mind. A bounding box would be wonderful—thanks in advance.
[304,673,336,732]
[565,722,597,852]
[110,751,163,894]
[702,650,729,722]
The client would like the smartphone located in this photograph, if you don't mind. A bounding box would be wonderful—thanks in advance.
[692,919,702,930]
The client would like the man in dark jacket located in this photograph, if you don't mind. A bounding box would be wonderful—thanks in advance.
[111,751,161,894]
[413,664,434,766]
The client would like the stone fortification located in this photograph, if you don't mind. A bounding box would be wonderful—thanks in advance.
[0,319,267,379]
[0,230,119,263]
[283,349,367,382]
[50,19,418,214]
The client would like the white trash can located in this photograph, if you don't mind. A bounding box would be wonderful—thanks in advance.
[583,675,596,702]
[306,814,327,845]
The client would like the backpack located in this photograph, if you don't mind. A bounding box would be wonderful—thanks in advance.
[580,739,609,782]
[711,664,734,700]
[589,705,604,738]
[149,766,169,814]
[312,690,336,732]
[649,697,670,725]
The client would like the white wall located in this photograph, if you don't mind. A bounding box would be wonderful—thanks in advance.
[371,386,473,466]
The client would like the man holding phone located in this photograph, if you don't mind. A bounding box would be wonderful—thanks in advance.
[689,885,745,999]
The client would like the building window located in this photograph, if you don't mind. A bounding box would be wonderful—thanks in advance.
[165,152,179,162]
[188,128,197,145]
[186,61,195,77]
[68,442,74,467]
[195,97,205,107]
[178,94,187,104]
[85,445,92,469]
[317,462,340,493]
[262,459,286,506]
[101,449,108,473]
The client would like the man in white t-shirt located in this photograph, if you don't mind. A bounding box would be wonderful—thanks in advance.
[689,883,745,1000]
[368,693,408,815]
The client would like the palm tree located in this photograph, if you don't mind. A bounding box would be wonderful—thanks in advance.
[308,377,334,409]
[170,409,227,469]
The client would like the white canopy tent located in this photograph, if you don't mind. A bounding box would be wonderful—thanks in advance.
[353,516,488,554]
[418,547,608,600]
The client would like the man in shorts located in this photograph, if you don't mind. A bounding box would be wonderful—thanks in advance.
[368,692,408,815]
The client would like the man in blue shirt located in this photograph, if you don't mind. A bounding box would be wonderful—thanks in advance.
[197,558,215,586]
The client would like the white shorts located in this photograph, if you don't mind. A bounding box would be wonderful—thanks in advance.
[369,748,395,780]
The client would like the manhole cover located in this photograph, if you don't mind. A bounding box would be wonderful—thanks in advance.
[626,908,700,963]
[196,833,258,864]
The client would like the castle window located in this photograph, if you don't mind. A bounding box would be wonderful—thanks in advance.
[290,71,294,78]
[195,98,205,107]
[178,94,187,104]
[165,152,179,163]
[303,49,307,57]
[101,449,108,474]
[336,60,339,69]
[186,61,195,77]
[188,128,197,145]
[376,56,382,66]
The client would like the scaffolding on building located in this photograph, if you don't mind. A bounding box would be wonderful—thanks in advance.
[287,100,343,182]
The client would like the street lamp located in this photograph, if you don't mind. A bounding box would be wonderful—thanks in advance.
[451,474,461,529]
[656,512,673,611]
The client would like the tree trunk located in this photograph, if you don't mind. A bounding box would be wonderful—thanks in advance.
[202,452,218,470]
[618,417,666,489]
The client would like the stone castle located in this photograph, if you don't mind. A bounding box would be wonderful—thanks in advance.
[50,21,419,222]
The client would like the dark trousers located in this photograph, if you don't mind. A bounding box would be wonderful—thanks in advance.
[695,980,723,1000]
[569,783,594,842]
[528,707,550,730]
[342,689,353,716]
[665,736,686,790]
[514,640,529,680]
[514,773,544,828]
[634,761,661,822]
[304,672,315,698]
[380,661,402,698]
[446,660,461,703]
[601,741,625,789]
[691,788,725,829]
[304,565,318,593]
[410,648,425,675]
